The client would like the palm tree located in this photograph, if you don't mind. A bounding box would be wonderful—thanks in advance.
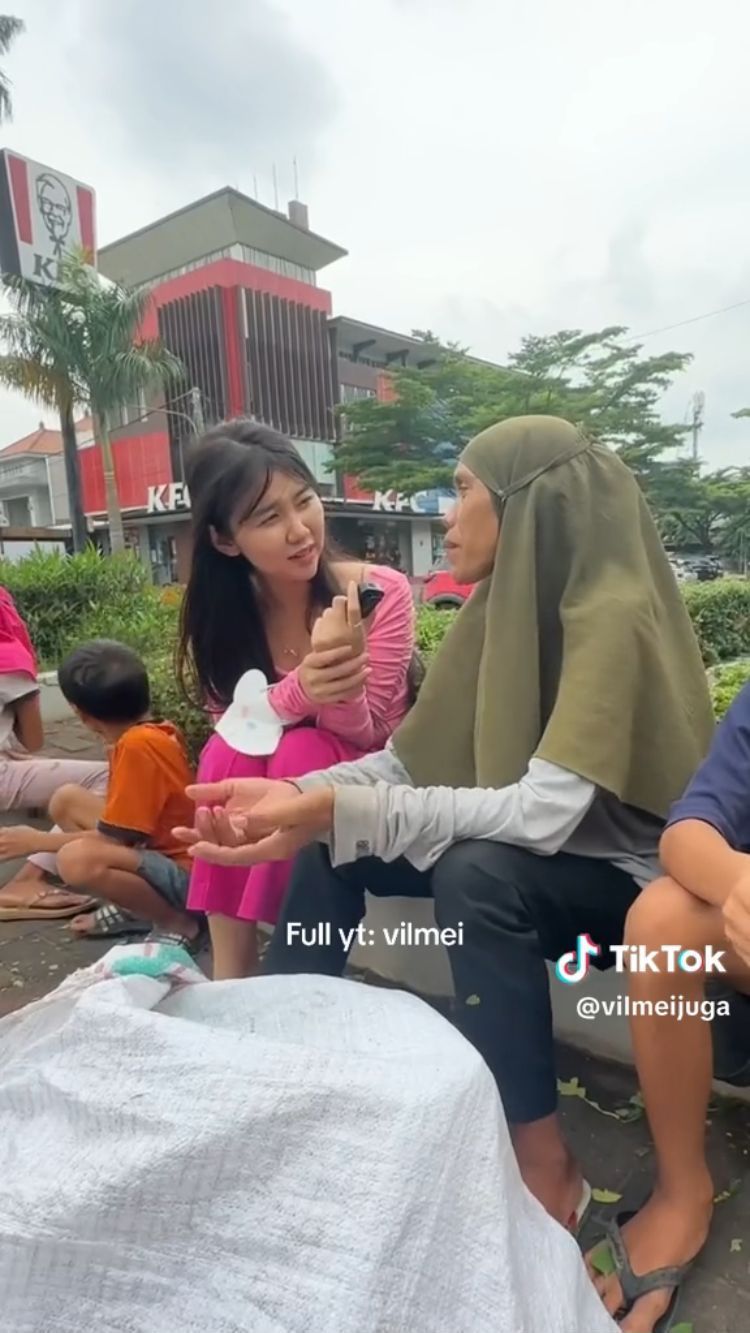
[0,285,89,550]
[0,16,24,121]
[0,252,184,553]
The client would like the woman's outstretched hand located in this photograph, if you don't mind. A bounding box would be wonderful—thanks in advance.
[174,778,335,867]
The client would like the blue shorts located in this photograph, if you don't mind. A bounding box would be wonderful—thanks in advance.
[136,850,190,911]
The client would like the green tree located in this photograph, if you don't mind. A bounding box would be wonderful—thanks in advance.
[0,16,23,121]
[0,252,183,553]
[657,466,750,566]
[335,327,692,497]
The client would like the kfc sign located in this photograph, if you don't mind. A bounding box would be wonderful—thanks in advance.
[0,150,96,288]
[372,488,453,516]
[146,483,191,514]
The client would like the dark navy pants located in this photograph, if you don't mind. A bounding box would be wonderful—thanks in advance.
[264,840,639,1123]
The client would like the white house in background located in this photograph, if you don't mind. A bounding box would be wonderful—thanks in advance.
[0,418,92,560]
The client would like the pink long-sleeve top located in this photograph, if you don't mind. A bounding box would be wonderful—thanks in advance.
[267,565,415,751]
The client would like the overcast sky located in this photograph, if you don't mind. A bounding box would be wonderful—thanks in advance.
[5,0,750,467]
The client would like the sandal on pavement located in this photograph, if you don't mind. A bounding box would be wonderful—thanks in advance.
[595,1209,693,1332]
[0,885,97,921]
[71,903,151,939]
[144,922,209,960]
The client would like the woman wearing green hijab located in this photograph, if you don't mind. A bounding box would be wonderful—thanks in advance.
[179,416,713,1230]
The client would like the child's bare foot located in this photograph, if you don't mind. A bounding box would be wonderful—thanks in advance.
[70,910,99,937]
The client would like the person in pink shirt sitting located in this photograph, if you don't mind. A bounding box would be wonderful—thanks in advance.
[177,419,415,979]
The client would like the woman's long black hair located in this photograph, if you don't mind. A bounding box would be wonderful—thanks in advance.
[177,420,341,709]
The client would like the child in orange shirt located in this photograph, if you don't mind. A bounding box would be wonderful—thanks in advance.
[8,640,202,949]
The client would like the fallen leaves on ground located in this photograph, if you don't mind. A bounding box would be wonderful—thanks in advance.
[591,1188,623,1204]
[556,1076,644,1122]
[589,1241,615,1277]
[714,1179,743,1204]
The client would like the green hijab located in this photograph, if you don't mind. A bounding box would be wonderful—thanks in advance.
[394,416,714,818]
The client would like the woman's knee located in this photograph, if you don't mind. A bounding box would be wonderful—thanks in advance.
[197,733,266,782]
[267,727,346,780]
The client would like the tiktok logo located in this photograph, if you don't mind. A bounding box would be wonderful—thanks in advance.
[555,933,601,985]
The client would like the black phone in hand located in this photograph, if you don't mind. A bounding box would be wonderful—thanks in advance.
[358,583,385,620]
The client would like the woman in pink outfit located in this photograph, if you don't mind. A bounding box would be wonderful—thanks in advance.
[178,420,415,978]
[0,588,108,920]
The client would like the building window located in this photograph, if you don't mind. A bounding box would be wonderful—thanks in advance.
[5,496,31,526]
[340,384,376,404]
[329,516,407,572]
[237,245,315,287]
[338,350,383,369]
[242,289,336,442]
[145,246,316,291]
[109,397,148,431]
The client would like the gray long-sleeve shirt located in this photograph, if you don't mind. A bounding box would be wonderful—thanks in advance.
[295,744,663,888]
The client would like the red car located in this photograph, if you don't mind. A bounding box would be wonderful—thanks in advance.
[420,557,474,609]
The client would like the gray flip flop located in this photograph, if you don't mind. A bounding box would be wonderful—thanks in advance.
[602,1209,693,1332]
[74,903,151,939]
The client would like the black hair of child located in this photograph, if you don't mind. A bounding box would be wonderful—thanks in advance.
[58,639,150,724]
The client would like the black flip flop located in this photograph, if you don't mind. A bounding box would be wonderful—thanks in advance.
[599,1209,693,1332]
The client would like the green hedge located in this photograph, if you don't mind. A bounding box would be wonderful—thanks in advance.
[3,553,750,763]
[683,580,750,667]
[0,549,173,666]
[709,660,750,720]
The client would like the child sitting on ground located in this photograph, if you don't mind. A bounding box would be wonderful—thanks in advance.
[0,640,202,949]
[589,684,750,1329]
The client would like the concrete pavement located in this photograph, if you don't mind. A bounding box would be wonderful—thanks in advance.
[0,717,110,1017]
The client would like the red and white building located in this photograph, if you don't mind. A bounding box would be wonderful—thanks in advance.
[0,181,486,580]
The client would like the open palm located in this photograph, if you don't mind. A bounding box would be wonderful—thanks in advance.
[174,779,333,867]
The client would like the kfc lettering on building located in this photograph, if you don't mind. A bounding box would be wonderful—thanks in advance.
[146,483,191,515]
[371,488,453,516]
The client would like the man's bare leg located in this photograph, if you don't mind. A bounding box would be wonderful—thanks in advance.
[591,876,749,1332]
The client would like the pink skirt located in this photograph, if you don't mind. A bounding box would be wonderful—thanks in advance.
[186,727,365,923]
